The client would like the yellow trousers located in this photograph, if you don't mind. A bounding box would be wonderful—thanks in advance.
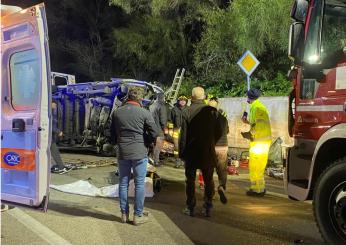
[249,140,271,193]
[172,128,180,158]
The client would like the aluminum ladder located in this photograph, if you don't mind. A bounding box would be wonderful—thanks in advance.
[165,68,185,104]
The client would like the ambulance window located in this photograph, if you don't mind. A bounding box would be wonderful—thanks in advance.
[10,49,40,110]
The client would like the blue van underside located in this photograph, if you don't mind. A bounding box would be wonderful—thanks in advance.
[53,78,163,155]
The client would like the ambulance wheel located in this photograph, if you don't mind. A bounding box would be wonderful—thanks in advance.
[313,159,346,244]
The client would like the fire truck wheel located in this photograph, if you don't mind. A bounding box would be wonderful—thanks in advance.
[313,159,346,244]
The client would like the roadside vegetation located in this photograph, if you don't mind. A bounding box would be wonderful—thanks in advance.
[9,0,293,97]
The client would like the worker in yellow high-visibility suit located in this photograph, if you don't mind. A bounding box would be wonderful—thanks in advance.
[241,88,271,196]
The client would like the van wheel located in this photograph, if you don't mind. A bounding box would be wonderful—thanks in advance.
[313,158,346,244]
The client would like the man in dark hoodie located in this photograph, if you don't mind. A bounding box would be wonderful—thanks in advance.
[179,87,222,217]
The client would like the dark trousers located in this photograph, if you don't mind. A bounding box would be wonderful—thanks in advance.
[185,165,215,209]
[215,146,228,189]
[51,138,64,168]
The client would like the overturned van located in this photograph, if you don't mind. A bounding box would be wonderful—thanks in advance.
[53,78,163,155]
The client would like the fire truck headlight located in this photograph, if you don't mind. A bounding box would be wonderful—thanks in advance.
[308,54,320,63]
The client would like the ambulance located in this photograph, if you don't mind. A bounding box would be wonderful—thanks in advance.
[1,3,51,211]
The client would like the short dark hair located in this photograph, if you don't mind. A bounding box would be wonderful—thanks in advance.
[210,96,218,102]
[128,86,144,102]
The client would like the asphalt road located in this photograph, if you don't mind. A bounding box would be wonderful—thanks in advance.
[1,153,324,245]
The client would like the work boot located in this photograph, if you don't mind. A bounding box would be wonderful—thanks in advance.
[174,159,183,168]
[121,213,129,223]
[246,189,266,197]
[202,203,212,217]
[218,186,228,204]
[133,212,149,226]
[182,207,194,217]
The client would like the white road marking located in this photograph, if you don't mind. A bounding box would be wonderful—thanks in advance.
[7,208,73,245]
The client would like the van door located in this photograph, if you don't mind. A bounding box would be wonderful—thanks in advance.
[1,3,51,211]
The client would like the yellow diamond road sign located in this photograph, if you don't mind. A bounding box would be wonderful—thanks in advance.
[237,50,260,76]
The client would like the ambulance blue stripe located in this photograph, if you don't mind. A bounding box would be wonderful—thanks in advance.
[1,130,36,150]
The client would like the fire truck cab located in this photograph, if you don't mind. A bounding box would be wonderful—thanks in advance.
[287,0,346,243]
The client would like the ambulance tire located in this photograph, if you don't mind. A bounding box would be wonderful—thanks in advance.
[313,158,346,244]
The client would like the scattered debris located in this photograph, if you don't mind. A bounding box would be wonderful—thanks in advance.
[61,158,115,169]
[268,137,283,167]
[50,177,154,198]
[266,167,284,179]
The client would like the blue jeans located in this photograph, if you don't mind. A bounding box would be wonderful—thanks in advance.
[118,158,148,216]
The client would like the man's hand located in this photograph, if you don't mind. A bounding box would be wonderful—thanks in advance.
[164,128,168,135]
[241,111,249,124]
[241,117,249,124]
[241,131,252,140]
[58,131,64,138]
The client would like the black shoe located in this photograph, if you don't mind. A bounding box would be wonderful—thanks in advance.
[51,165,73,174]
[59,166,73,175]
[202,203,212,217]
[182,207,194,217]
[154,162,161,167]
[51,165,64,174]
[246,189,266,197]
[218,186,228,204]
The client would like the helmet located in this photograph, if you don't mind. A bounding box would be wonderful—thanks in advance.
[178,95,188,101]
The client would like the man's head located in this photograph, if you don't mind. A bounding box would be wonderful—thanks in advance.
[128,86,145,103]
[157,93,165,103]
[178,95,188,107]
[208,96,218,108]
[191,86,205,100]
[246,88,261,104]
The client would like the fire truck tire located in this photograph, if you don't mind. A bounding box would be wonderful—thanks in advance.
[313,158,346,244]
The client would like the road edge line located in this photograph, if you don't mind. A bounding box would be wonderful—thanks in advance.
[7,208,73,245]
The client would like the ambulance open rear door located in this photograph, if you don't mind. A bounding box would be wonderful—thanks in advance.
[1,3,51,211]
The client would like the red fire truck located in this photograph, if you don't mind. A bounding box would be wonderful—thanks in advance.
[287,0,346,243]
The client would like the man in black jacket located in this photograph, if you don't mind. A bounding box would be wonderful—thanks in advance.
[113,87,159,225]
[179,87,222,217]
[171,95,188,168]
[50,101,72,174]
[208,97,229,204]
[149,93,167,166]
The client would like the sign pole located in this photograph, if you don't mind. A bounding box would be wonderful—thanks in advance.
[247,75,250,90]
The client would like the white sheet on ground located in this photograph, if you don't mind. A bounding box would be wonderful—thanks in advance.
[50,177,154,198]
